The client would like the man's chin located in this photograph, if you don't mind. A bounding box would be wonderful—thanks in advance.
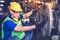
[16,17,19,19]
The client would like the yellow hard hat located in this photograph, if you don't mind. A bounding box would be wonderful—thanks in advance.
[9,2,23,12]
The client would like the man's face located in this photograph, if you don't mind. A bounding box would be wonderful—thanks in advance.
[10,10,20,19]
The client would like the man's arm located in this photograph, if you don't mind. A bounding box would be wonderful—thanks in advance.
[4,20,46,32]
[14,25,36,32]
[4,20,36,32]
[23,10,33,18]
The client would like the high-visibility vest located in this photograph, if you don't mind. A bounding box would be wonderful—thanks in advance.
[2,17,25,40]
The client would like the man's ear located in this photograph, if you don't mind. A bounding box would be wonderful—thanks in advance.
[9,10,13,14]
[8,6,13,14]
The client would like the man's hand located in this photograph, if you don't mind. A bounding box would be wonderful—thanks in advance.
[23,10,33,18]
[35,16,47,31]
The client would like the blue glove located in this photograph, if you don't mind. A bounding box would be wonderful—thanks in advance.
[35,20,46,30]
[29,10,37,25]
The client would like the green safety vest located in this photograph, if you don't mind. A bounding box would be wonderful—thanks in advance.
[2,17,25,40]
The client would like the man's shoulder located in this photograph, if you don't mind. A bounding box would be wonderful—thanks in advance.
[3,20,16,28]
[4,20,13,24]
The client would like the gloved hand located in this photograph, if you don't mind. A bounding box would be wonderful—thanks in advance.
[29,10,37,25]
[29,18,36,25]
[35,19,47,31]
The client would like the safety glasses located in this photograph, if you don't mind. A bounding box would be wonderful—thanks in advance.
[11,10,21,13]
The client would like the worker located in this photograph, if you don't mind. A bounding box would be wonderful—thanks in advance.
[2,2,46,40]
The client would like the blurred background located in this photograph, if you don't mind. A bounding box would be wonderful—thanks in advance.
[0,0,60,40]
